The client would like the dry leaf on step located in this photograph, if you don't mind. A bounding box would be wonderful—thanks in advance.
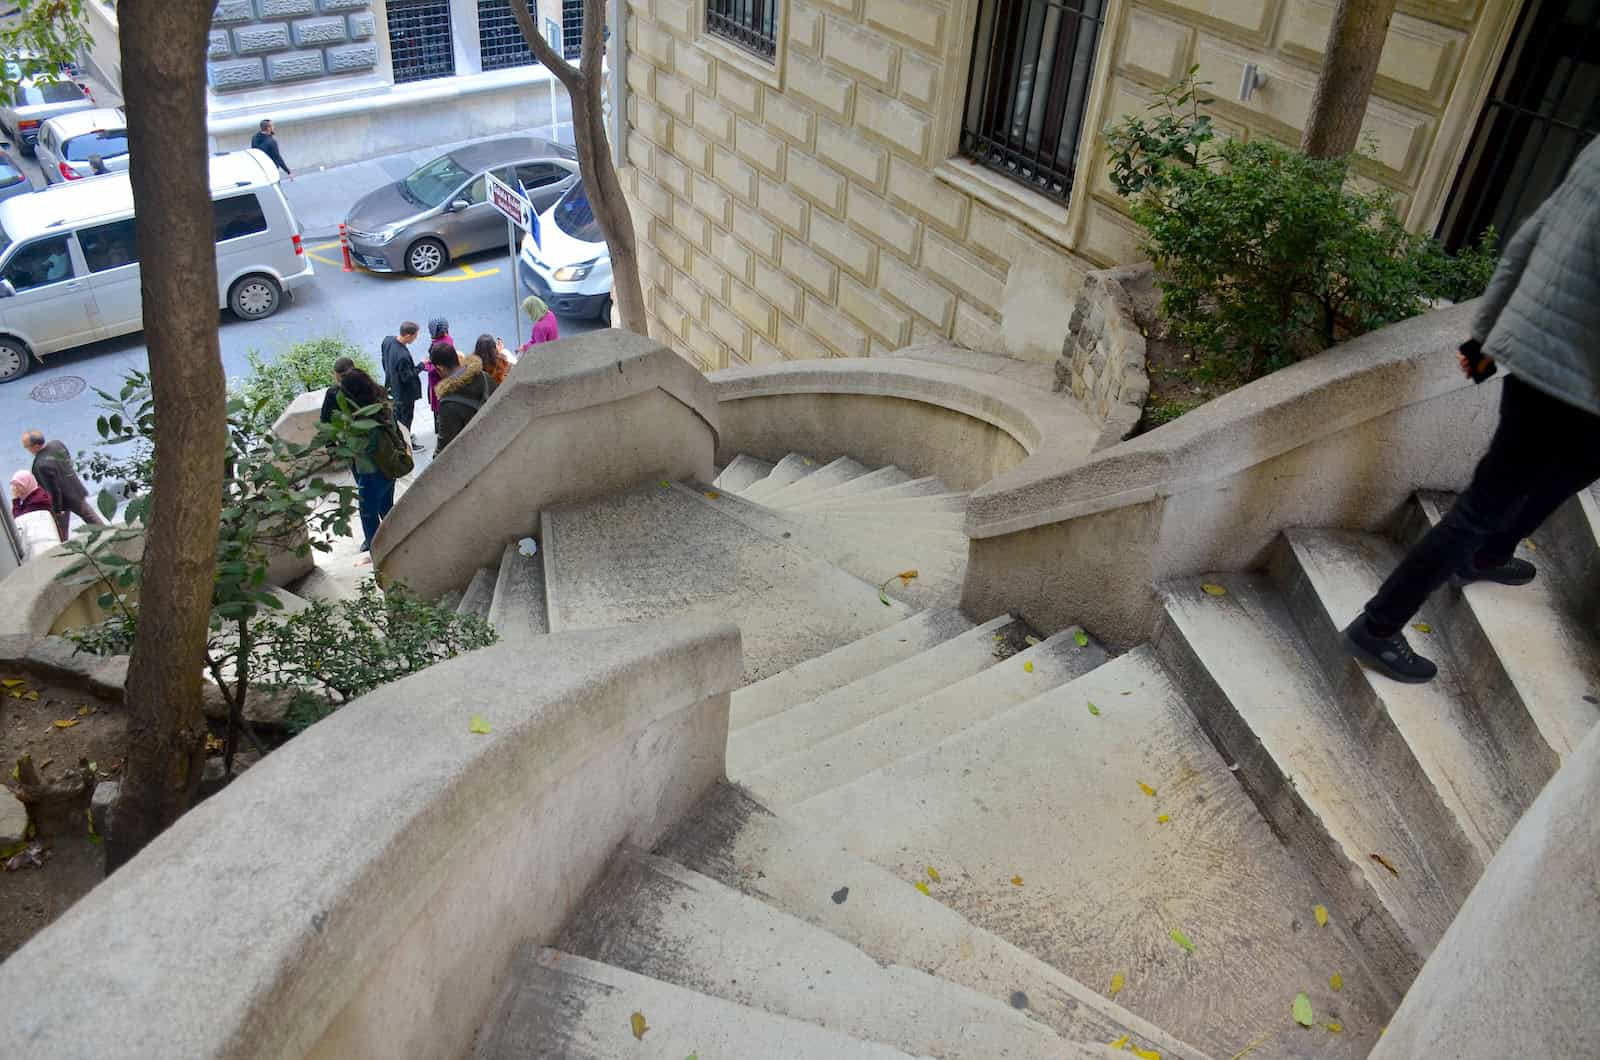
[630,1011,649,1040]
[1326,1023,1342,1034]
[1314,904,1328,928]
[703,491,720,499]
[1329,973,1343,991]
[1156,815,1170,823]
[1109,972,1125,996]
[1411,622,1432,634]
[1201,583,1227,596]
[1132,1048,1161,1059]
[926,866,941,882]
[52,719,79,729]
[1109,1036,1129,1049]
[1370,852,1400,877]
[0,678,24,689]
[896,570,918,584]
[1138,781,1157,797]
[1023,661,1035,673]
[469,715,492,735]
[914,881,930,895]
[1010,875,1023,886]
[1292,992,1314,1027]
[1169,929,1195,953]
[1025,634,1041,646]
[75,705,89,717]
[1074,629,1089,647]
[1087,702,1101,716]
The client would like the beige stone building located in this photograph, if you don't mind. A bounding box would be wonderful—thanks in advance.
[617,0,1597,371]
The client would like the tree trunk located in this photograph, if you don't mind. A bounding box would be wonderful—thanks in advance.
[511,0,648,334]
[105,0,229,872]
[1301,0,1399,159]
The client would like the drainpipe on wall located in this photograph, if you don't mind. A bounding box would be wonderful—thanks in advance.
[608,0,626,170]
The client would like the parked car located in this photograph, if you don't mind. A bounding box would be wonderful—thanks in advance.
[0,148,312,383]
[518,179,613,321]
[37,107,128,184]
[0,63,94,155]
[343,136,578,276]
[0,145,33,204]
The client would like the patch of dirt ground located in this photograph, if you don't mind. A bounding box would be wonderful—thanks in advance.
[1126,269,1229,434]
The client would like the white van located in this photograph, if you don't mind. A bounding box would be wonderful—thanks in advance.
[0,148,313,382]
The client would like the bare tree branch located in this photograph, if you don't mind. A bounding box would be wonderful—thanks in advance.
[509,0,582,92]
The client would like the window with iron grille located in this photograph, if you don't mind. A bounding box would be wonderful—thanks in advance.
[479,0,538,71]
[706,0,778,60]
[562,0,584,60]
[387,0,456,84]
[962,0,1106,203]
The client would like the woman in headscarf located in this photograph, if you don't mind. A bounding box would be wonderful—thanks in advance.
[519,295,559,353]
[422,317,453,413]
[10,469,61,559]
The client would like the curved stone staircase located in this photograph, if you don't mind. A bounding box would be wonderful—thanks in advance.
[448,456,1597,1058]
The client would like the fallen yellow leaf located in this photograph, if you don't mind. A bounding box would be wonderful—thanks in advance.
[1087,701,1101,716]
[468,715,492,735]
[1329,973,1343,992]
[1023,661,1035,673]
[1138,781,1157,797]
[926,866,940,882]
[703,490,720,499]
[914,881,930,895]
[1326,1023,1343,1034]
[1314,904,1328,927]
[1074,629,1089,647]
[1109,972,1125,996]
[1169,928,1194,953]
[1010,875,1023,886]
[1132,1048,1161,1060]
[896,569,919,584]
[1293,991,1314,1027]
[1370,852,1400,877]
[53,719,79,729]
[19,690,38,701]
[1156,814,1170,823]
[630,1010,649,1040]
[1201,582,1227,596]
[1,678,24,689]
[1411,622,1432,634]
[1108,1036,1129,1049]
[76,705,90,716]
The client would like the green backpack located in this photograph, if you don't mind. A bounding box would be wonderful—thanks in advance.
[367,416,414,480]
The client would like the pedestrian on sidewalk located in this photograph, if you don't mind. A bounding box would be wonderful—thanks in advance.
[381,321,426,451]
[431,342,495,452]
[9,470,58,559]
[335,367,407,566]
[20,430,105,541]
[422,317,454,414]
[473,333,513,386]
[1343,138,1600,684]
[251,119,292,179]
[318,356,357,425]
[518,294,559,353]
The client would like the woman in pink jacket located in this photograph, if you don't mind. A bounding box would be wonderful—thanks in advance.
[519,295,559,354]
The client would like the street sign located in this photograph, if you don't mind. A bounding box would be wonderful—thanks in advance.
[487,171,532,231]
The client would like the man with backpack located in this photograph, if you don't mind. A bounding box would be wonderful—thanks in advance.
[431,341,495,452]
[381,321,425,452]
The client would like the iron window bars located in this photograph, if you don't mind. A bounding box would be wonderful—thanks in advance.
[706,0,778,60]
[388,0,456,84]
[479,0,538,71]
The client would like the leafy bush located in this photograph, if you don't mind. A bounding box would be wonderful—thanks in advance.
[1106,73,1498,385]
[233,336,377,426]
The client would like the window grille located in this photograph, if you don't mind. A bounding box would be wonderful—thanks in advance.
[562,0,584,60]
[479,0,538,71]
[706,0,778,59]
[962,0,1106,203]
[387,0,456,85]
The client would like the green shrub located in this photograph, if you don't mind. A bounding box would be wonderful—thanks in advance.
[234,336,377,425]
[1106,73,1497,386]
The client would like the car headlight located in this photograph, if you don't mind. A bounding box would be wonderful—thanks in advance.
[553,259,597,282]
[370,227,401,246]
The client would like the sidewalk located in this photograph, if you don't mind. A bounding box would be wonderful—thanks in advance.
[281,120,575,239]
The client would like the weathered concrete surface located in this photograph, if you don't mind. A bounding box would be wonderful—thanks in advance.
[270,389,326,448]
[0,788,27,851]
[739,451,822,501]
[793,650,1392,1058]
[541,481,909,684]
[374,330,720,600]
[655,783,1207,1060]
[787,463,912,506]
[0,621,742,1060]
[1056,264,1151,449]
[711,453,774,493]
[486,542,548,641]
[1370,721,1600,1059]
[797,475,956,510]
[758,456,871,506]
[456,566,496,620]
[963,303,1500,648]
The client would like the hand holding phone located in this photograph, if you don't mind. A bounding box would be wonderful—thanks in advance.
[1459,339,1497,384]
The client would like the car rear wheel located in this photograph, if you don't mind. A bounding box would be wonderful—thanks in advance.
[406,238,447,276]
[0,337,33,383]
[229,274,282,320]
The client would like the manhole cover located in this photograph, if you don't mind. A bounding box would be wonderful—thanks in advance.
[31,376,86,403]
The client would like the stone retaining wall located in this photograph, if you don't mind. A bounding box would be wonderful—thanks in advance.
[208,0,379,93]
[1055,264,1151,451]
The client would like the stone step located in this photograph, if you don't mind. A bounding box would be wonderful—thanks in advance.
[1544,483,1600,630]
[653,783,1203,1060]
[739,452,821,502]
[1406,493,1600,765]
[692,485,966,610]
[806,508,968,533]
[1275,529,1534,861]
[741,628,1107,806]
[758,456,872,508]
[540,481,910,684]
[787,510,968,557]
[457,566,497,620]
[285,565,359,605]
[789,649,1393,1060]
[556,848,1073,1059]
[727,615,1022,774]
[789,464,913,507]
[487,541,549,641]
[473,947,916,1059]
[1154,573,1471,995]
[713,453,775,494]
[437,588,464,612]
[731,607,976,731]
[790,475,955,511]
[800,492,971,518]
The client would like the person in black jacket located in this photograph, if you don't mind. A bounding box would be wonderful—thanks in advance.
[250,119,291,179]
[20,429,105,540]
[431,343,495,452]
[381,321,425,451]
[319,357,357,425]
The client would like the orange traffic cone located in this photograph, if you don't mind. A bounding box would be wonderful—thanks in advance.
[338,223,355,273]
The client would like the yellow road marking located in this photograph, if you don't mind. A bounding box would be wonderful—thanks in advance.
[417,266,500,284]
[310,240,343,252]
[307,251,344,268]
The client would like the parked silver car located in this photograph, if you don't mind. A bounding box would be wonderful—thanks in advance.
[344,136,578,276]
[0,146,33,204]
[37,107,128,185]
[0,65,94,156]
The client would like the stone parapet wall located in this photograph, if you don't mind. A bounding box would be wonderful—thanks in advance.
[208,0,379,93]
[1056,264,1151,450]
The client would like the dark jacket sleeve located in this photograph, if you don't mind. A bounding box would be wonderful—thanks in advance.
[320,385,341,424]
[252,133,290,175]
[33,443,86,513]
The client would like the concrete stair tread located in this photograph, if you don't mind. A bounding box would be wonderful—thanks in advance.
[792,475,955,510]
[739,452,821,501]
[727,615,1023,774]
[741,627,1109,806]
[286,565,360,605]
[1416,493,1600,760]
[556,848,1076,1059]
[787,511,968,556]
[802,508,968,533]
[487,541,549,640]
[799,489,970,515]
[457,566,496,619]
[789,649,1391,1060]
[713,453,776,494]
[788,464,913,507]
[759,456,872,508]
[653,783,1203,1060]
[540,480,910,684]
[1282,528,1531,859]
[1156,573,1472,979]
[473,947,916,1058]
[731,608,976,731]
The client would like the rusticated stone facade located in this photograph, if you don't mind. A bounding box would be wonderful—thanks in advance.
[208,0,380,93]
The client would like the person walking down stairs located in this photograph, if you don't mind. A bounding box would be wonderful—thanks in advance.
[335,367,411,566]
[1344,138,1600,684]
[432,343,496,452]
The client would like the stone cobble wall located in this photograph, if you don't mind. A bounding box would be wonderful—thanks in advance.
[1056,264,1150,450]
[208,0,380,93]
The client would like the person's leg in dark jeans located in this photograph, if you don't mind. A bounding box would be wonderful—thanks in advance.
[69,496,106,527]
[355,470,385,552]
[374,475,395,523]
[1349,378,1600,681]
[394,398,414,432]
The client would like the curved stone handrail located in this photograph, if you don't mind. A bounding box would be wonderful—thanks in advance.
[961,302,1498,647]
[709,345,1101,492]
[374,331,721,600]
[0,619,743,1059]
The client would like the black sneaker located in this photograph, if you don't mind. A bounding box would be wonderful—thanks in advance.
[1342,619,1438,684]
[1452,557,1535,588]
